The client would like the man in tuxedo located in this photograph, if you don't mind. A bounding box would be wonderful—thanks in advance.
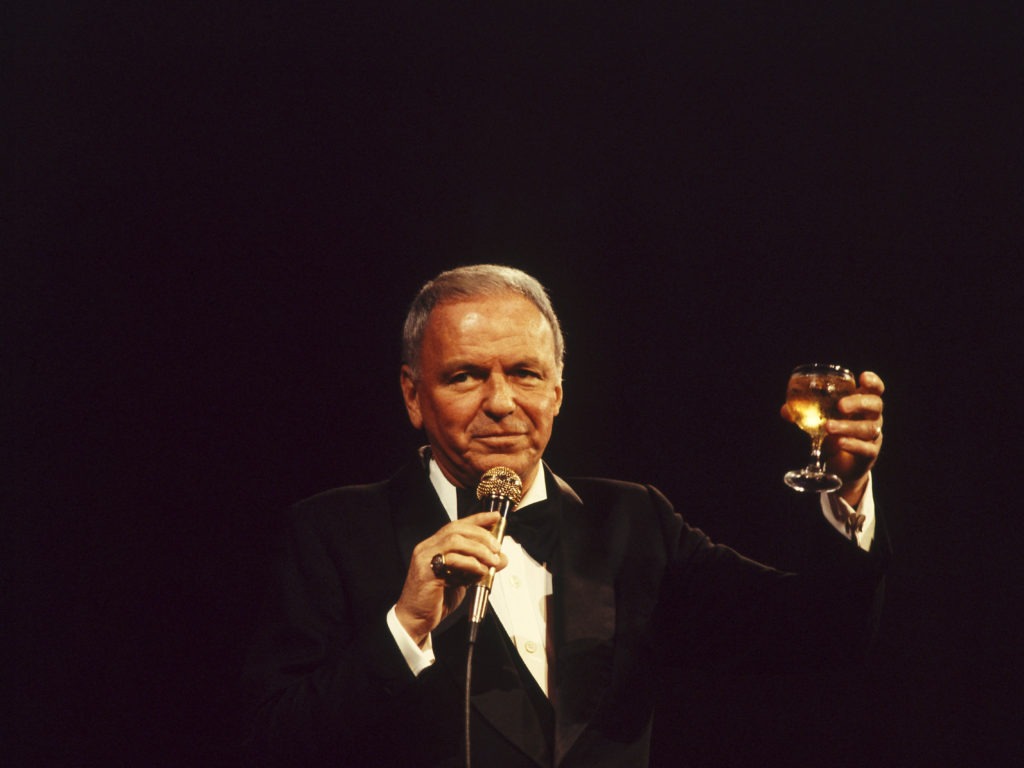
[243,264,887,767]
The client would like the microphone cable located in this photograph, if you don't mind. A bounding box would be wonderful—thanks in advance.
[463,467,522,768]
[464,639,474,768]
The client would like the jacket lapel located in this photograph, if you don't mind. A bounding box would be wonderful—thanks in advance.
[548,470,618,766]
[434,610,552,767]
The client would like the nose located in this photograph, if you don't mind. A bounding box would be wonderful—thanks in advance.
[483,374,516,419]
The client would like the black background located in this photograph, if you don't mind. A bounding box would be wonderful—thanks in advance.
[5,3,1021,766]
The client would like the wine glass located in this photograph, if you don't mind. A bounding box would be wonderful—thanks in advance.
[783,363,856,492]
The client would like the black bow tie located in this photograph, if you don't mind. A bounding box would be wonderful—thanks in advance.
[456,489,559,566]
[505,500,559,566]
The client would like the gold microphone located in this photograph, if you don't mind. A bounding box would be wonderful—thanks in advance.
[467,466,523,643]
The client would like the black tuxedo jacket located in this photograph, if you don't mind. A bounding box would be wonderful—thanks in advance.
[243,457,887,767]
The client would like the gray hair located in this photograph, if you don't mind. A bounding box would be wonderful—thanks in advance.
[402,264,565,378]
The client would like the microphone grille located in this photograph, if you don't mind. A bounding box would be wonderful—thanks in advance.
[475,466,523,504]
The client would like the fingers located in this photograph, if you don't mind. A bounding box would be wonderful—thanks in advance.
[857,370,885,395]
[826,428,883,457]
[420,512,507,583]
[837,372,884,416]
[827,411,883,450]
[430,542,507,585]
[824,370,885,469]
[395,512,509,641]
[837,393,884,418]
[831,370,885,440]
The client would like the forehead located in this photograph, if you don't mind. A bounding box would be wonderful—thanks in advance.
[423,293,556,360]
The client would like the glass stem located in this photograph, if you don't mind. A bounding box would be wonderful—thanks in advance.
[809,434,826,473]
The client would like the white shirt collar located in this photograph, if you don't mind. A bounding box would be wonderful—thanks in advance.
[427,459,548,522]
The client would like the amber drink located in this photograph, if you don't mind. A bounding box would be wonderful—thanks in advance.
[784,363,855,492]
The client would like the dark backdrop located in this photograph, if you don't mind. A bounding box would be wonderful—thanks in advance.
[5,3,1020,766]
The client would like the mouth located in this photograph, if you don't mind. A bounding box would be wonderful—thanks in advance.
[472,433,527,444]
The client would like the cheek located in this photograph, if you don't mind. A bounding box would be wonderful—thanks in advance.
[550,392,562,416]
[543,388,562,413]
[528,393,561,427]
[431,395,478,428]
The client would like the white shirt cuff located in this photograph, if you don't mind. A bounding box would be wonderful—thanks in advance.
[386,604,436,676]
[819,473,876,552]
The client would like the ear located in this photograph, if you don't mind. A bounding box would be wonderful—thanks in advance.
[400,365,424,429]
[552,380,563,417]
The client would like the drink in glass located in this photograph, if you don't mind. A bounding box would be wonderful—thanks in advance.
[783,363,856,492]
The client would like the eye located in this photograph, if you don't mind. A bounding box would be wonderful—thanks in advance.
[511,368,542,380]
[446,369,485,386]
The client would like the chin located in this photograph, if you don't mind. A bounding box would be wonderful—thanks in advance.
[475,455,538,482]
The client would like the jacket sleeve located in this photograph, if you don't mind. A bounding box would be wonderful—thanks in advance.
[240,499,435,767]
[649,484,889,673]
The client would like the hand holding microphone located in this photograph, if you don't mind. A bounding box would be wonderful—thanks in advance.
[394,467,522,645]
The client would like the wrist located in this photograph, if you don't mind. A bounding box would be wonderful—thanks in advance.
[838,476,867,509]
[394,604,429,647]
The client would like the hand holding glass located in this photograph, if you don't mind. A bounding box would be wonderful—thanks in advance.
[783,363,856,492]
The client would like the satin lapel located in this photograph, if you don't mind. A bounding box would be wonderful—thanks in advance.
[549,471,618,767]
[434,611,550,767]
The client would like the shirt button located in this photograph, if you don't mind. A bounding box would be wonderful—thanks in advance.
[524,641,538,654]
[509,575,522,589]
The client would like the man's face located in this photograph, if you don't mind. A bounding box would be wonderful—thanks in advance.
[401,292,563,492]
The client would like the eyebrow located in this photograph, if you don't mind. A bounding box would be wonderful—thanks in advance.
[440,357,550,374]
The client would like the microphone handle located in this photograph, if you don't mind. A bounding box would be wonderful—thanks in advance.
[468,496,514,641]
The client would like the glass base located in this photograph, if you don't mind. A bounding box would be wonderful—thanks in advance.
[784,468,843,493]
